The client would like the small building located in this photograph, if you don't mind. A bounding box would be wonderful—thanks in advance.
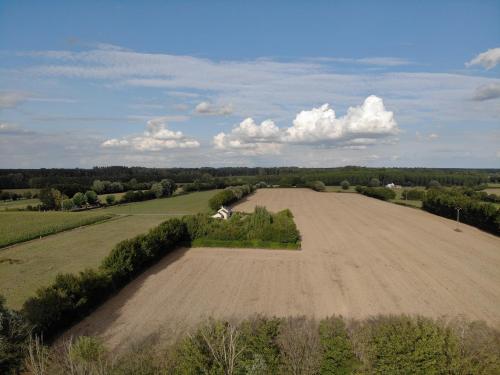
[211,206,232,220]
[385,183,402,189]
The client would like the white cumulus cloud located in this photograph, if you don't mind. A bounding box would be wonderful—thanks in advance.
[102,117,199,151]
[0,92,27,109]
[213,96,398,155]
[466,47,500,69]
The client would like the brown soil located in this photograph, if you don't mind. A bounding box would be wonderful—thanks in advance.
[67,189,500,351]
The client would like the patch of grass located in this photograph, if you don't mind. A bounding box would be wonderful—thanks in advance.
[191,238,300,250]
[325,186,357,193]
[100,189,219,215]
[0,198,40,211]
[0,215,170,309]
[0,211,113,248]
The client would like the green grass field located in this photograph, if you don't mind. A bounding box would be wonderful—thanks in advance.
[100,189,219,215]
[0,190,218,309]
[0,211,114,248]
[325,185,357,192]
[0,198,40,211]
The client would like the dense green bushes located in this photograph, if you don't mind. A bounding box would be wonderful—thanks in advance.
[208,184,254,210]
[17,315,500,374]
[184,206,301,249]
[423,189,499,235]
[402,189,426,200]
[356,186,396,201]
[21,218,189,338]
[306,180,326,192]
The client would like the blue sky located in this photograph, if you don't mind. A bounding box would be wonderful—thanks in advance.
[0,0,499,168]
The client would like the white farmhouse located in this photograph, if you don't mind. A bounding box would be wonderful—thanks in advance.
[212,206,232,220]
[385,183,402,189]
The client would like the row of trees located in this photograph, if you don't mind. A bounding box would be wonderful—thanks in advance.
[208,185,254,211]
[355,186,397,201]
[1,167,497,190]
[423,189,499,235]
[6,310,500,374]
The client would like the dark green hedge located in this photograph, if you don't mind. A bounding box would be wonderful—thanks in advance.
[356,186,396,201]
[423,189,499,235]
[208,184,254,211]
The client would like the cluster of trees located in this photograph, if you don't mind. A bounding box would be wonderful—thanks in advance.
[6,314,500,374]
[355,186,397,201]
[0,190,36,201]
[2,167,497,191]
[423,189,499,235]
[208,185,254,211]
[184,206,300,248]
[306,180,326,192]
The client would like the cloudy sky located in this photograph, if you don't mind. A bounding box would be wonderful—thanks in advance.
[0,1,499,168]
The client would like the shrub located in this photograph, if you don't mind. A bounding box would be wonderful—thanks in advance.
[340,180,350,190]
[150,183,164,198]
[0,295,30,374]
[357,186,396,201]
[85,190,98,205]
[72,192,87,207]
[208,185,253,211]
[307,180,326,192]
[427,179,442,189]
[62,198,74,211]
[368,178,381,187]
[402,189,426,200]
[105,194,116,205]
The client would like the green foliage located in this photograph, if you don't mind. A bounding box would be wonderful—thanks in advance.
[69,336,107,364]
[105,194,116,205]
[184,206,300,249]
[39,188,63,210]
[423,189,499,235]
[353,315,461,374]
[307,180,326,192]
[427,179,442,189]
[62,198,74,210]
[340,180,350,190]
[319,317,359,374]
[160,178,177,196]
[150,182,164,198]
[402,189,426,200]
[357,186,396,201]
[72,192,87,207]
[368,178,381,187]
[208,184,254,211]
[84,190,98,205]
[0,295,30,374]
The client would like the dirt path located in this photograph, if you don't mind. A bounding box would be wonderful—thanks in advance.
[68,189,500,351]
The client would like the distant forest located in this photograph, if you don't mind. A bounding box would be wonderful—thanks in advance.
[1,166,499,192]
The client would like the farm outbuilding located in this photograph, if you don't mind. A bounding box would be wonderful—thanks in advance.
[212,206,232,220]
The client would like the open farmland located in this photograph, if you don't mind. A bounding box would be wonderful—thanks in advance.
[68,188,500,351]
[100,189,218,215]
[0,198,40,211]
[0,211,113,248]
[0,190,218,309]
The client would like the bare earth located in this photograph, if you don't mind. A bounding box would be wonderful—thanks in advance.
[68,189,500,351]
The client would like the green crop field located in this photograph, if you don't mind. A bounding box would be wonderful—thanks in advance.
[0,190,218,309]
[100,189,219,215]
[0,211,114,248]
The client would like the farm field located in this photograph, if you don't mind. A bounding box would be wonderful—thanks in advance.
[68,188,500,351]
[0,211,113,248]
[0,198,40,210]
[100,189,219,215]
[0,190,218,309]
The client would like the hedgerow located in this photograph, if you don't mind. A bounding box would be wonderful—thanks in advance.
[356,186,396,201]
[208,184,254,211]
[423,189,499,235]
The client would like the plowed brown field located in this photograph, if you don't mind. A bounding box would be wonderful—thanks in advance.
[68,189,500,350]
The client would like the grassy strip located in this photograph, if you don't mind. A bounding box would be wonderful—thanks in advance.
[0,213,114,248]
[191,238,300,250]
